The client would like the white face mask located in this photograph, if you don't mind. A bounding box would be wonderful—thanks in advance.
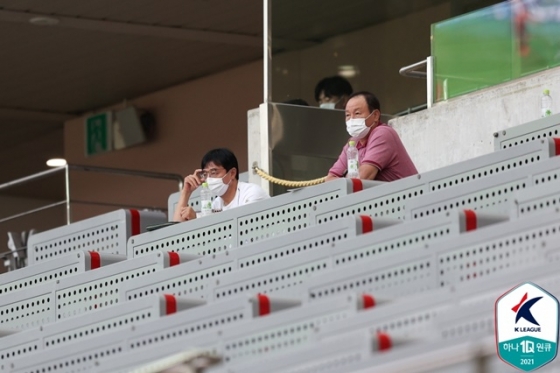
[206,172,232,197]
[320,102,336,109]
[346,111,375,139]
[320,97,342,110]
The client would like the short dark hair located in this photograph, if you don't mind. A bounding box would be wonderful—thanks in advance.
[348,91,381,113]
[201,148,239,180]
[314,76,353,102]
[283,98,309,106]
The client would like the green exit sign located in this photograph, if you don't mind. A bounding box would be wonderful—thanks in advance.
[85,112,113,157]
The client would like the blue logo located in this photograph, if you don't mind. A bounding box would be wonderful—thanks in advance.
[513,292,543,326]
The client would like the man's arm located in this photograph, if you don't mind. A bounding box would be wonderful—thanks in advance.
[358,164,379,180]
[173,171,202,222]
[325,173,340,181]
[325,146,347,181]
[360,126,395,181]
[327,165,377,181]
[173,191,197,221]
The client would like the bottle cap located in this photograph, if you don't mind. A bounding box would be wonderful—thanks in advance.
[349,140,356,146]
[544,89,550,95]
[202,182,208,187]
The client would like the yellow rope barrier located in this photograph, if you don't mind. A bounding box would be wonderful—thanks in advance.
[253,165,326,188]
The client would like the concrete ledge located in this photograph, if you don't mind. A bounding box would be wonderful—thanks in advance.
[390,66,560,173]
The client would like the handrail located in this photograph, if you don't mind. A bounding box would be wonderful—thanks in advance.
[0,246,27,262]
[393,103,429,117]
[0,164,184,226]
[68,165,184,186]
[0,200,66,224]
[70,199,167,211]
[399,59,427,78]
[0,167,63,192]
[399,56,434,109]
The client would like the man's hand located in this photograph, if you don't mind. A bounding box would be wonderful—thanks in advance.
[179,206,197,221]
[325,173,340,182]
[182,169,203,194]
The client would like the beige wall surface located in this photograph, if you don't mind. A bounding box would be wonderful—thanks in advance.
[391,66,560,173]
[64,60,263,221]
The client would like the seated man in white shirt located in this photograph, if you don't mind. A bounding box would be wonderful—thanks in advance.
[173,148,270,222]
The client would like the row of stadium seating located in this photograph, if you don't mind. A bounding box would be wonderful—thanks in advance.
[0,117,559,372]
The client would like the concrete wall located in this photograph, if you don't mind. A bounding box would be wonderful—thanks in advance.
[390,66,560,173]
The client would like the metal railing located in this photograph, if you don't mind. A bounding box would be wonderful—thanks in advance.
[393,103,429,117]
[399,56,434,108]
[0,164,183,225]
[0,165,183,270]
[399,59,428,78]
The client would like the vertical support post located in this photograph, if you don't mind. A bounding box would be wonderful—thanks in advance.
[263,0,271,103]
[64,164,71,224]
[426,56,434,108]
[474,348,490,373]
[247,105,271,194]
[259,104,271,195]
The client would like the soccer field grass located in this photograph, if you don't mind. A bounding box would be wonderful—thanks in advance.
[432,3,560,102]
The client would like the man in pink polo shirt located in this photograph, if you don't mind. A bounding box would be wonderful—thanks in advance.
[326,91,417,182]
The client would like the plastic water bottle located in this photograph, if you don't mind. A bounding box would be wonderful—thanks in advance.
[542,89,552,118]
[200,182,212,216]
[347,141,359,178]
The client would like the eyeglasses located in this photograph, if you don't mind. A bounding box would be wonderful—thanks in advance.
[197,167,225,180]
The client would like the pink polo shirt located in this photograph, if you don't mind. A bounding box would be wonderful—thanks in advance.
[329,123,418,182]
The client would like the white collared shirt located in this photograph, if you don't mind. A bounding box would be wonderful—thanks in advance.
[212,181,269,211]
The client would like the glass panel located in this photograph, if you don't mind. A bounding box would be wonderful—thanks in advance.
[432,0,560,103]
[269,0,453,115]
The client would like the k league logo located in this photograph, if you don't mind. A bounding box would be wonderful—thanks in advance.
[496,282,559,371]
[512,292,542,327]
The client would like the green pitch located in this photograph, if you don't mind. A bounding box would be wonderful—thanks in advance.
[432,1,560,102]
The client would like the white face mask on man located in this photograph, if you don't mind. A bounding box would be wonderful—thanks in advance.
[319,102,336,109]
[206,172,232,197]
[345,110,376,139]
[319,97,342,110]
